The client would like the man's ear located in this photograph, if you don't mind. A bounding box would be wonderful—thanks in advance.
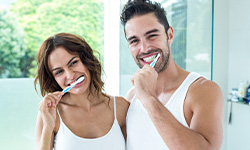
[167,26,174,44]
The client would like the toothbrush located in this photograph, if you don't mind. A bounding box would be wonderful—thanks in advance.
[62,76,85,93]
[150,53,160,68]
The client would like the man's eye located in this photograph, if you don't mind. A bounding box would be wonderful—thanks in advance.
[130,39,138,45]
[149,34,157,38]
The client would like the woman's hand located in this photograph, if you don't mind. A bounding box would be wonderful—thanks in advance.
[38,91,64,132]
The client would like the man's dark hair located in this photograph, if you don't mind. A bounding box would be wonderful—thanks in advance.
[120,0,170,35]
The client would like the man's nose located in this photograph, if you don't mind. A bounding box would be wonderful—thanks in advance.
[140,39,149,53]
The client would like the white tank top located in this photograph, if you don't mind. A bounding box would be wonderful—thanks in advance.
[126,72,202,150]
[54,97,125,150]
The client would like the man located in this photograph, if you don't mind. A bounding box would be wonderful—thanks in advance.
[120,0,223,150]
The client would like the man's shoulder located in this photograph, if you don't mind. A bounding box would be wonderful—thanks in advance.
[126,87,136,103]
[191,77,221,92]
[188,76,223,107]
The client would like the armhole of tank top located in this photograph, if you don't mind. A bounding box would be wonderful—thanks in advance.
[113,96,117,120]
[181,72,202,127]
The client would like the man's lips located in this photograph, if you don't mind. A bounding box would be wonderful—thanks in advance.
[140,53,158,59]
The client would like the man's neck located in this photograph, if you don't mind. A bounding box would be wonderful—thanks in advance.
[156,60,189,96]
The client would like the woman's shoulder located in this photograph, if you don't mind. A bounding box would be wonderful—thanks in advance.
[113,96,129,117]
[113,96,129,127]
[114,96,130,110]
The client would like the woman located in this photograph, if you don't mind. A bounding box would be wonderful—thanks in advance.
[35,33,129,150]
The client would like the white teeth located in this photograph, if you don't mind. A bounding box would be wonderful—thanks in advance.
[143,55,157,62]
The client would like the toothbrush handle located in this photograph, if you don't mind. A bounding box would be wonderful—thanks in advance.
[150,54,160,68]
[150,61,156,67]
[62,86,71,93]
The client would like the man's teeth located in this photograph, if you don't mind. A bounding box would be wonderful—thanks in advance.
[143,55,157,62]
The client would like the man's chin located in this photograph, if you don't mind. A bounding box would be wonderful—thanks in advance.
[136,62,143,68]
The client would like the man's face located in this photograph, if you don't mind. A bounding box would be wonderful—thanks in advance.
[124,13,170,73]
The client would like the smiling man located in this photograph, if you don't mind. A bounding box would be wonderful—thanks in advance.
[120,0,224,150]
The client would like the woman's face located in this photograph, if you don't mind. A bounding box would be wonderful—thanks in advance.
[48,47,91,95]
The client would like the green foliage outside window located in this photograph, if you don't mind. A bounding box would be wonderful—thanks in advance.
[0,0,104,78]
[0,10,26,78]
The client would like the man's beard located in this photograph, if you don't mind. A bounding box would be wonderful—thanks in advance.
[157,51,169,73]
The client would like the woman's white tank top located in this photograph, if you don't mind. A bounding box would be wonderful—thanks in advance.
[54,97,125,150]
[126,72,202,150]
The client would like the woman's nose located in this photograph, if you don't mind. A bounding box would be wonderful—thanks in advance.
[65,69,75,80]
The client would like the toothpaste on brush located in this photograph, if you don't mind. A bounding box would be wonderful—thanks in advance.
[62,76,85,93]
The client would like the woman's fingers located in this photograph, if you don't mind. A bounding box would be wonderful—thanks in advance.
[46,92,64,107]
[39,91,64,110]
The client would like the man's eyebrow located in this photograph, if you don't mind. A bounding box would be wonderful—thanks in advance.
[127,29,159,42]
[144,29,159,36]
[127,36,136,42]
[51,56,77,72]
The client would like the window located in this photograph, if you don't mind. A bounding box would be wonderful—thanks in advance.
[0,0,104,149]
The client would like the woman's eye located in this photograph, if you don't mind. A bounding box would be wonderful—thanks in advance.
[55,70,63,76]
[70,60,78,67]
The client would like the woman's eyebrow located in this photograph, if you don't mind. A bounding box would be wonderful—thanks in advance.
[51,56,77,72]
[66,56,77,66]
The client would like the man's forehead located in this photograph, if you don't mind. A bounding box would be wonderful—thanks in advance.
[125,15,163,38]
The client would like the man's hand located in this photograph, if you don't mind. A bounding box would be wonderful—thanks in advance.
[131,64,158,101]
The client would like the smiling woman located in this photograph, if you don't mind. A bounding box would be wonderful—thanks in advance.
[0,1,106,149]
[34,33,104,97]
[34,33,129,150]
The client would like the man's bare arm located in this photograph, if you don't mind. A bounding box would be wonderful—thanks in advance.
[141,79,223,150]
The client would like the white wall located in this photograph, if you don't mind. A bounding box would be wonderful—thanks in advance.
[214,0,250,149]
[228,0,250,92]
[213,0,229,149]
[226,0,250,150]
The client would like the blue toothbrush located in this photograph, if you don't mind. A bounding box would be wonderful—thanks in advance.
[62,76,85,93]
[150,53,160,68]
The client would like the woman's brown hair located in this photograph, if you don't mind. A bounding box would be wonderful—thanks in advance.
[34,33,107,98]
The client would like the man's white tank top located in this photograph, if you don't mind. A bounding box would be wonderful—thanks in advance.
[126,72,202,150]
[54,97,125,150]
